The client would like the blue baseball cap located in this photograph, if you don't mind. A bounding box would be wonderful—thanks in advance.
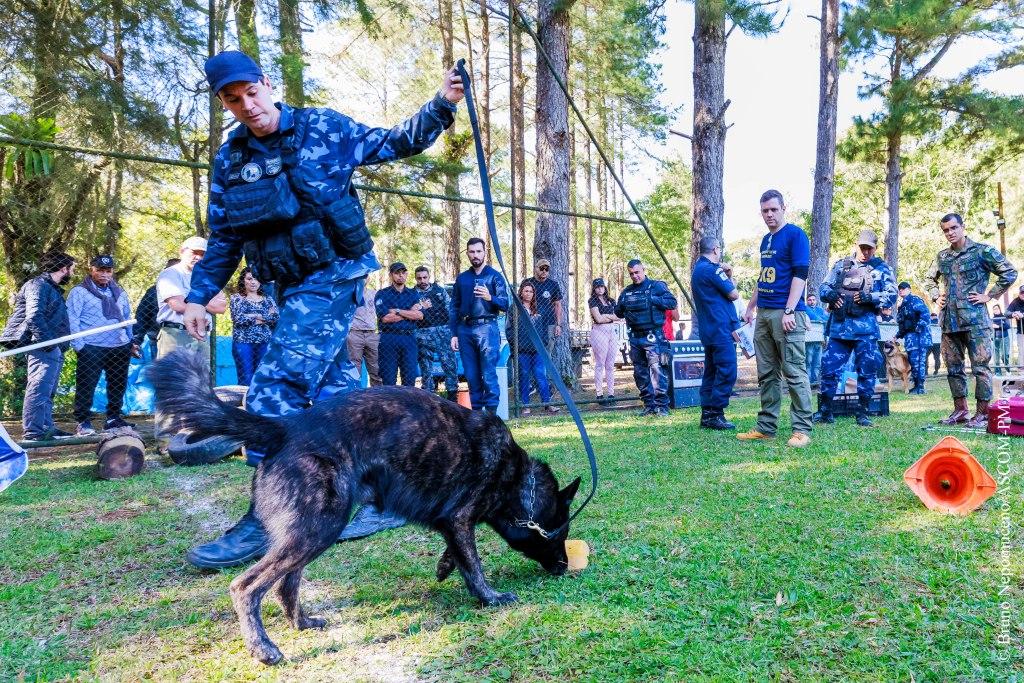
[205,50,263,95]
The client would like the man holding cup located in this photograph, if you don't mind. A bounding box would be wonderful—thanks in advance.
[450,238,508,412]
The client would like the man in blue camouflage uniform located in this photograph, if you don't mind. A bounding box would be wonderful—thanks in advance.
[895,282,930,394]
[615,259,677,417]
[180,50,463,568]
[924,213,1017,428]
[414,265,458,398]
[813,230,897,427]
[375,262,422,386]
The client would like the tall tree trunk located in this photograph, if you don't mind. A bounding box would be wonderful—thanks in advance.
[510,9,527,282]
[234,0,260,62]
[534,0,577,385]
[583,109,593,288]
[277,0,305,106]
[691,0,727,270]
[808,0,840,295]
[884,130,902,270]
[104,0,127,254]
[204,0,225,236]
[439,0,461,281]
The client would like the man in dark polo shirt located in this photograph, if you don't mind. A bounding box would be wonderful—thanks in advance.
[375,262,423,386]
[691,236,740,430]
[524,258,563,355]
[738,189,813,448]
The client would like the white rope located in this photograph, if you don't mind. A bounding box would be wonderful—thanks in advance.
[0,319,136,359]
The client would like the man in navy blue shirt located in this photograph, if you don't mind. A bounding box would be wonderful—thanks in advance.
[375,263,422,386]
[691,237,740,430]
[524,258,564,354]
[450,238,509,412]
[738,189,813,447]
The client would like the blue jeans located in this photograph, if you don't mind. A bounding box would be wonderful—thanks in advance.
[379,333,419,386]
[232,340,268,386]
[23,348,64,437]
[518,352,551,404]
[806,341,823,385]
[457,322,500,409]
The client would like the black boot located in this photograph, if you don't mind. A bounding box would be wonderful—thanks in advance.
[337,504,408,542]
[856,395,874,427]
[699,408,712,427]
[187,506,268,569]
[705,412,736,430]
[911,379,926,395]
[812,394,835,424]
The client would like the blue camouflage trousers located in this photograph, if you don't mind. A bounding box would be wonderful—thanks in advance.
[629,332,670,411]
[903,331,929,385]
[820,337,879,401]
[416,325,458,393]
[246,275,364,427]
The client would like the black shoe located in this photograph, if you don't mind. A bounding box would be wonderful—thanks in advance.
[637,407,657,417]
[702,414,736,430]
[186,511,268,569]
[337,504,408,542]
[104,417,136,430]
[856,396,875,427]
[49,428,74,439]
[812,394,835,424]
[699,408,712,426]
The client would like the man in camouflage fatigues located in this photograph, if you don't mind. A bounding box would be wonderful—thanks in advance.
[895,282,931,394]
[924,213,1018,427]
[179,50,464,568]
[813,230,897,427]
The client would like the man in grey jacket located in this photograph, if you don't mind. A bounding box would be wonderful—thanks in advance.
[0,252,77,440]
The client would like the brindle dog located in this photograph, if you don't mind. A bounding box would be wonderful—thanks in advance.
[150,350,580,665]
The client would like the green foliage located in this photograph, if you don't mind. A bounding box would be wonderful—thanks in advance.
[0,114,57,180]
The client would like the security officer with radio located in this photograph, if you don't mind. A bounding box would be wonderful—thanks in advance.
[895,281,930,394]
[691,237,740,430]
[180,50,464,569]
[615,258,678,417]
[814,230,897,427]
[376,262,422,386]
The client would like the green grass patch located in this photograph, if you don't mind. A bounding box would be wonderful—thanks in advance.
[1,387,1021,681]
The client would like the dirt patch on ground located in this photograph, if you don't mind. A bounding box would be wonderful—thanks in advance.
[167,469,230,538]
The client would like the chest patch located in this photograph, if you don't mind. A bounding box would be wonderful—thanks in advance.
[241,163,262,183]
[265,156,282,175]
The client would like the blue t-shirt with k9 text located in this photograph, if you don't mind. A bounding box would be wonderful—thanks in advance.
[757,223,810,311]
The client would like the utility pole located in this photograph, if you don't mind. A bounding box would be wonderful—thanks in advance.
[996,182,1008,307]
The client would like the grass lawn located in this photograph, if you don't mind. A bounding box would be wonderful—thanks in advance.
[2,385,1021,681]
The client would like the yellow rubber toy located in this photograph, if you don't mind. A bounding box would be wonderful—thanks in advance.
[565,539,589,572]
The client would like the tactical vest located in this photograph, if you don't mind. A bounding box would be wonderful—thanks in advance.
[836,258,874,318]
[221,109,374,287]
[620,280,660,333]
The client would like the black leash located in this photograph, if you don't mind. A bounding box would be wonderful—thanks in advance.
[455,59,597,537]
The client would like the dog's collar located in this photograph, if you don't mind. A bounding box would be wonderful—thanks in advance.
[514,469,553,539]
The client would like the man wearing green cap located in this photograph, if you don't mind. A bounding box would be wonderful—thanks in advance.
[180,49,464,568]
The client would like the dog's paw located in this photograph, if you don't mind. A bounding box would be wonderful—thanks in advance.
[436,552,456,582]
[296,615,327,631]
[483,591,519,607]
[250,640,284,665]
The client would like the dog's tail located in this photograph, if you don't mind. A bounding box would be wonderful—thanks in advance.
[147,349,285,451]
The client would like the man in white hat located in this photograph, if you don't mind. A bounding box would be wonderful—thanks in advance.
[155,236,227,360]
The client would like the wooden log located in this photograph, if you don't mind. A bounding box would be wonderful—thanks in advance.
[96,434,145,479]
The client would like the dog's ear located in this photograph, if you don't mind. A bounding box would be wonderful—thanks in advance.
[560,477,582,503]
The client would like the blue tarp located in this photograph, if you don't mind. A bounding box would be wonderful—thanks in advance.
[0,423,28,494]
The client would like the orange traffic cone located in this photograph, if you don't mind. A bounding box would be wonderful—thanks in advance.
[456,388,472,410]
[903,436,997,515]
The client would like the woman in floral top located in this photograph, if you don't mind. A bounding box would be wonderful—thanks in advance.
[230,267,279,385]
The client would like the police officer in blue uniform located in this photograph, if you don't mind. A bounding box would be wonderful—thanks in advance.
[895,281,930,394]
[450,237,508,412]
[180,50,463,568]
[375,263,422,386]
[813,230,898,427]
[615,259,678,417]
[691,237,741,430]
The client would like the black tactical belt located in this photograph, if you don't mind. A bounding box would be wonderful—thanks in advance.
[159,322,186,330]
[461,316,496,325]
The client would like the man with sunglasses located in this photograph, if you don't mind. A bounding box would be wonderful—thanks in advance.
[524,259,563,356]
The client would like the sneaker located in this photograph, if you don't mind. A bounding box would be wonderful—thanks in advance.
[76,421,96,437]
[787,432,811,448]
[104,417,135,430]
[737,429,774,441]
[654,408,670,417]
[545,405,560,414]
[49,428,74,439]
[521,408,532,416]
[637,408,657,417]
